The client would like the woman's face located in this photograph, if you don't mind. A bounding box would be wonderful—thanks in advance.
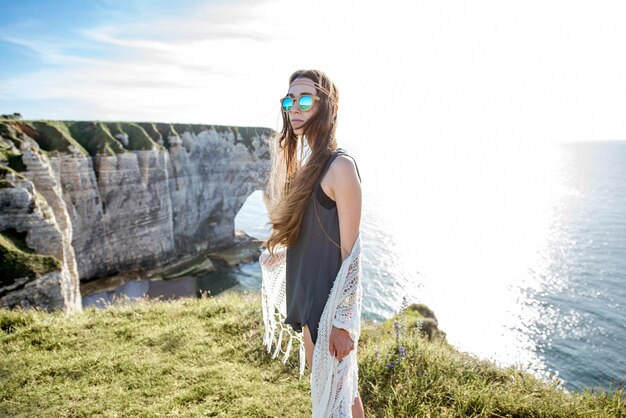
[286,77,319,136]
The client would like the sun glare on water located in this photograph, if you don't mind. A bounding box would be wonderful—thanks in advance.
[362,141,572,374]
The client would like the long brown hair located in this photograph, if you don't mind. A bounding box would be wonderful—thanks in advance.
[262,69,339,255]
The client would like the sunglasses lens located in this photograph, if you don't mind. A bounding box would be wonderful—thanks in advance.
[299,95,313,111]
[281,97,293,112]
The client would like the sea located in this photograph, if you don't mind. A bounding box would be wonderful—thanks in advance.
[84,140,626,392]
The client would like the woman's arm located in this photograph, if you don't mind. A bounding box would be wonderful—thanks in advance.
[328,154,362,361]
[331,155,362,262]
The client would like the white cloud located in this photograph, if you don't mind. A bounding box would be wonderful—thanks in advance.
[1,0,626,144]
[0,35,104,66]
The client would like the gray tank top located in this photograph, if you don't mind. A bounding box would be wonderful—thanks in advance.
[284,148,362,345]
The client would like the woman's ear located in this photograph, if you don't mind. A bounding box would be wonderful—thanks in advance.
[333,102,338,118]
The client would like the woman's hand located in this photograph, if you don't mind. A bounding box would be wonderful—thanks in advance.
[329,326,354,362]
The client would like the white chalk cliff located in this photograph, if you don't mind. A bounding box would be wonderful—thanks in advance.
[0,121,271,312]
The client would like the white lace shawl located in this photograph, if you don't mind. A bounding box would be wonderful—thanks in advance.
[260,234,363,418]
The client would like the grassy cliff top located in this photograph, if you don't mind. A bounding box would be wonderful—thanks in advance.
[1,292,623,417]
[0,120,271,159]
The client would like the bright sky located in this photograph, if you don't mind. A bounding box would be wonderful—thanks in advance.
[1,0,626,149]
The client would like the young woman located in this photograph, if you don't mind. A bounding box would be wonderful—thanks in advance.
[261,69,364,417]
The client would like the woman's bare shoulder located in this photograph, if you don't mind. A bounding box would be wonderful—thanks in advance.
[329,151,356,170]
[328,154,360,187]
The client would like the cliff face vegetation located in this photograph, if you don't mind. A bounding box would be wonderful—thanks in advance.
[0,120,271,312]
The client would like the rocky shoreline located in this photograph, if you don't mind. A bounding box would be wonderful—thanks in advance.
[80,229,263,298]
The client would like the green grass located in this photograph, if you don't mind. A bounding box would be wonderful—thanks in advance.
[24,121,89,156]
[154,122,180,141]
[359,306,625,417]
[167,123,270,150]
[0,165,26,180]
[229,126,272,150]
[0,142,27,172]
[0,165,26,181]
[0,179,15,188]
[106,122,159,151]
[136,122,164,143]
[0,121,29,149]
[1,293,623,418]
[1,292,310,418]
[0,230,61,287]
[0,122,28,172]
[66,121,126,156]
[172,123,207,137]
[6,153,27,172]
[1,120,270,158]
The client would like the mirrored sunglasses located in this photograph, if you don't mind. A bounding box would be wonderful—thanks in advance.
[280,95,320,112]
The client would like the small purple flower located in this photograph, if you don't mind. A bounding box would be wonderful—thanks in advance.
[393,320,401,340]
[399,345,406,358]
[386,361,395,370]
